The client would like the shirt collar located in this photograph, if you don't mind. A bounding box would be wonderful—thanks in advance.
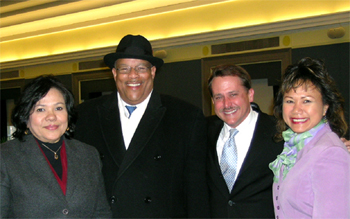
[117,90,153,118]
[223,106,257,137]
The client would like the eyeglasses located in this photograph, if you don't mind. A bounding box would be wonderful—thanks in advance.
[116,65,152,74]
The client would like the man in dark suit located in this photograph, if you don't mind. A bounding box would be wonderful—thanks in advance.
[74,34,209,218]
[206,64,283,218]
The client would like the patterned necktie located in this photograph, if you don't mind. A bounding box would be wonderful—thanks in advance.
[125,105,137,118]
[220,128,239,192]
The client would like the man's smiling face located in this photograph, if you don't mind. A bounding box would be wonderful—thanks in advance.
[211,75,254,128]
[113,58,156,105]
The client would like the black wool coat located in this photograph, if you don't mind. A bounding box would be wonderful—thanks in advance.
[74,90,210,218]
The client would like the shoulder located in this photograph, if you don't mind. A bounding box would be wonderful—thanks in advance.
[253,112,283,149]
[159,94,204,119]
[257,111,276,127]
[257,111,276,123]
[65,138,99,156]
[77,91,116,111]
[206,115,223,139]
[314,129,347,151]
[206,115,222,126]
[160,94,200,111]
[64,138,102,169]
[0,135,35,153]
[308,131,350,171]
[75,92,117,123]
[250,102,277,126]
[302,126,349,159]
[1,138,21,153]
[0,137,36,165]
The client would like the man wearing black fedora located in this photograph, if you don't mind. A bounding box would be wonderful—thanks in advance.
[74,34,210,218]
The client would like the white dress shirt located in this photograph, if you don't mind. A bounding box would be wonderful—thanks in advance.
[216,106,259,181]
[118,91,152,149]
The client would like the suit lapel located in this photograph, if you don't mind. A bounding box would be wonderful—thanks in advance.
[207,116,230,198]
[117,91,166,179]
[98,91,126,166]
[23,135,65,199]
[231,112,271,195]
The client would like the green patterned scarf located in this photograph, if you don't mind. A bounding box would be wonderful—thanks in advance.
[269,119,326,183]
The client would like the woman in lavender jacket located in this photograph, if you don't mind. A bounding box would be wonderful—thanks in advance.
[269,57,350,219]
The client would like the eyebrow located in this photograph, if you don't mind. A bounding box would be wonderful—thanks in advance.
[35,102,65,107]
[213,93,223,98]
[284,95,315,99]
[117,64,149,67]
[228,90,238,94]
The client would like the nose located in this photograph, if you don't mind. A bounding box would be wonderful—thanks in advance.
[45,110,57,121]
[292,102,302,114]
[223,97,231,108]
[128,67,139,78]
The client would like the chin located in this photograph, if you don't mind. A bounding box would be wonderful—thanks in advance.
[291,128,308,134]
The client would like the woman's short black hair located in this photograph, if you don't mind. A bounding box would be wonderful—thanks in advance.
[11,75,76,141]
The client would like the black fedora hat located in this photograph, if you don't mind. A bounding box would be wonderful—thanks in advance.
[104,34,164,69]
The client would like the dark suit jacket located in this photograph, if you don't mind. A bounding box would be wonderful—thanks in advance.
[0,135,112,218]
[74,90,209,218]
[207,108,283,218]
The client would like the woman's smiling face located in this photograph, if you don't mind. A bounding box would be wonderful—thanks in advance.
[282,82,328,134]
[27,88,68,143]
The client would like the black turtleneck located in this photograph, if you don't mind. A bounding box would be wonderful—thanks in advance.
[35,136,63,179]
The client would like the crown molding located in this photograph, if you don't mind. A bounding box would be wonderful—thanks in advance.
[152,11,350,48]
[1,11,349,71]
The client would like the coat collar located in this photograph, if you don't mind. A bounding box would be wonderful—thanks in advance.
[21,135,68,200]
[97,90,166,180]
[118,91,166,179]
[98,90,126,166]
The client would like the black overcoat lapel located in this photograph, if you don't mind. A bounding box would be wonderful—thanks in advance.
[98,92,126,167]
[117,91,166,179]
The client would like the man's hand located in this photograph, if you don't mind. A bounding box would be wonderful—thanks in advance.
[341,138,350,153]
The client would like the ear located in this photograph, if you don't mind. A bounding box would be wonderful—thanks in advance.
[323,104,329,116]
[248,88,254,102]
[151,66,156,79]
[112,68,117,81]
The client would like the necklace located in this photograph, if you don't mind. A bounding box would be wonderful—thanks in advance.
[42,143,62,160]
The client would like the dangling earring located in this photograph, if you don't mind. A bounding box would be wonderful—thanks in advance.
[323,105,329,116]
[66,127,70,131]
[24,129,29,135]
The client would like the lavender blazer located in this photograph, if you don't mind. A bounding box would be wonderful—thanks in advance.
[273,124,350,219]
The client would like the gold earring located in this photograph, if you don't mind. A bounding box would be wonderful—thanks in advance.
[66,127,70,131]
[24,129,28,135]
